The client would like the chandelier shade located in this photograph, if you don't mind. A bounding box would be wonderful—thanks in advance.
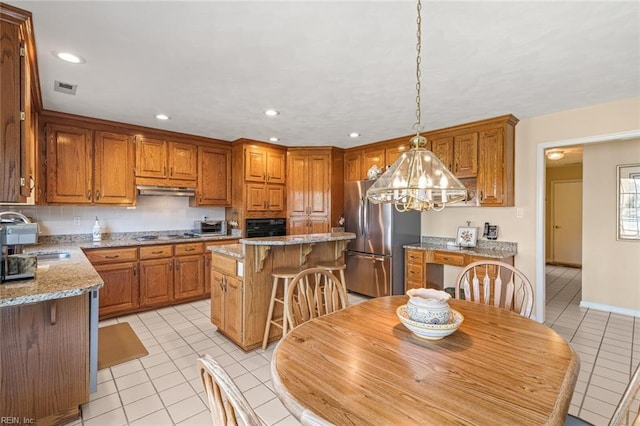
[367,135,467,211]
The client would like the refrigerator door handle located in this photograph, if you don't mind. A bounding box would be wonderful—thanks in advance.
[362,195,368,238]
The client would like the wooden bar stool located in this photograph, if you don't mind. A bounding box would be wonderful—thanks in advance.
[262,267,302,350]
[314,260,347,290]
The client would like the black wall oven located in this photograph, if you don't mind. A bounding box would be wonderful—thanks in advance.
[245,218,286,238]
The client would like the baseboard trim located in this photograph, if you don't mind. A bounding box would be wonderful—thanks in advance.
[579,301,640,317]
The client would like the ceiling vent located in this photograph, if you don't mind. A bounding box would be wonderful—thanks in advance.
[53,80,78,95]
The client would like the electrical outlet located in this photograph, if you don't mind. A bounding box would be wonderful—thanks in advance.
[516,208,524,219]
[73,216,81,225]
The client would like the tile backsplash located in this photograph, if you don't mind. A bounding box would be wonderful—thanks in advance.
[0,196,225,235]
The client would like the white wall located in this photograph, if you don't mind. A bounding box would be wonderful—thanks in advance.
[422,96,640,314]
[1,196,226,235]
[582,139,640,312]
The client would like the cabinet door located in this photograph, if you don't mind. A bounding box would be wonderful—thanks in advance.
[265,185,285,211]
[94,261,138,318]
[46,124,93,203]
[477,128,505,206]
[344,152,362,182]
[0,294,89,423]
[287,153,307,215]
[174,254,205,300]
[454,132,478,178]
[266,149,286,184]
[94,131,135,204]
[309,216,329,234]
[210,270,224,328]
[246,184,266,211]
[431,136,454,170]
[308,154,329,215]
[385,145,409,169]
[139,258,173,306]
[204,252,212,295]
[363,149,384,175]
[197,146,231,205]
[169,142,197,181]
[136,137,167,178]
[288,216,309,235]
[245,148,266,182]
[224,275,243,344]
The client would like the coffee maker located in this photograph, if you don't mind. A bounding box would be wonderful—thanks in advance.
[1,212,39,282]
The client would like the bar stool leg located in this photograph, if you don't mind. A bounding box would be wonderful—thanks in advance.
[282,277,289,336]
[262,275,279,350]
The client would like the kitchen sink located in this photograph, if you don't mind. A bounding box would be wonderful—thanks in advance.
[35,251,71,261]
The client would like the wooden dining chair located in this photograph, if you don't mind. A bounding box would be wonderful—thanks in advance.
[285,267,349,330]
[454,260,534,318]
[197,354,263,426]
[565,362,640,425]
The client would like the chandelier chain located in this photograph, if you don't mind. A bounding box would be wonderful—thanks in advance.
[414,0,422,135]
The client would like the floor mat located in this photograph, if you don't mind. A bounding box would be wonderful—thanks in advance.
[98,322,148,370]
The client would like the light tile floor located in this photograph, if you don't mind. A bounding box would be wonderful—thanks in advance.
[65,266,635,426]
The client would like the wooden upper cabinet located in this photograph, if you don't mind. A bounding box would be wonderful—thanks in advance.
[244,146,286,184]
[135,137,197,183]
[363,149,385,176]
[94,131,135,204]
[0,5,38,203]
[344,151,362,182]
[430,136,454,171]
[135,137,167,178]
[46,124,93,204]
[169,142,197,181]
[287,151,329,216]
[192,145,231,206]
[477,127,509,206]
[385,144,410,168]
[453,132,478,178]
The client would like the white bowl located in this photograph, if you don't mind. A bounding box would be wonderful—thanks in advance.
[396,305,464,340]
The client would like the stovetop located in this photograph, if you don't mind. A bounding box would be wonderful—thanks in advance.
[135,233,201,242]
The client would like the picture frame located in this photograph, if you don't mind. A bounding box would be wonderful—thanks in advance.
[617,163,640,241]
[456,226,478,247]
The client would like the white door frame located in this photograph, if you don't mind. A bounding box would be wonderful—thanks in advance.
[535,130,640,321]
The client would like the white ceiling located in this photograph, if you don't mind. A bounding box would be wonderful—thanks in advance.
[11,1,640,148]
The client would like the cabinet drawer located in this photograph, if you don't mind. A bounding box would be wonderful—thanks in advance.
[433,251,465,266]
[139,245,173,259]
[406,263,424,281]
[175,242,204,256]
[211,254,237,276]
[85,247,138,264]
[406,249,425,264]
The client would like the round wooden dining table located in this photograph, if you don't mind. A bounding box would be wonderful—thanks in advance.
[270,295,579,426]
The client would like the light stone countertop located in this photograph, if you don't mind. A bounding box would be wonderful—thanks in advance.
[208,243,244,259]
[404,237,518,259]
[0,245,103,307]
[1,233,239,307]
[239,232,355,246]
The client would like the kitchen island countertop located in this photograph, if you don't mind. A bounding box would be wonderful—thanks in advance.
[208,243,244,259]
[240,232,355,246]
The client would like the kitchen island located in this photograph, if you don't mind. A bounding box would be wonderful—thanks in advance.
[0,247,103,425]
[208,232,355,351]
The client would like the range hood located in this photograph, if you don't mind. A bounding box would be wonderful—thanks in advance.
[136,185,195,197]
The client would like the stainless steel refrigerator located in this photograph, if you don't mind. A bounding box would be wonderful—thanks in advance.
[343,180,421,297]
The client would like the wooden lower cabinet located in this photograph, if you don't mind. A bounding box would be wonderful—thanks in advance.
[0,294,89,424]
[174,254,205,300]
[210,253,244,346]
[93,261,139,316]
[139,258,174,307]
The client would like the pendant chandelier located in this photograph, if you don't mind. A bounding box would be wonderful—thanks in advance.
[366,0,467,212]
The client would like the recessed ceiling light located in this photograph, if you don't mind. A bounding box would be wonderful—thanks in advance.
[264,109,280,117]
[52,51,86,64]
[546,150,564,160]
[269,137,279,142]
[155,114,170,120]
[349,132,360,138]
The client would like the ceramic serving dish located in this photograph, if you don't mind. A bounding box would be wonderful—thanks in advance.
[396,305,463,340]
[406,288,452,324]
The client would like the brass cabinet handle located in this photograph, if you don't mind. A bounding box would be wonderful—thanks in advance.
[105,254,120,259]
[479,191,484,201]
[152,250,164,254]
[184,247,195,252]
[95,190,100,200]
[87,189,91,200]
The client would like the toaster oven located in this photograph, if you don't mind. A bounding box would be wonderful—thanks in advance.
[194,220,227,235]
